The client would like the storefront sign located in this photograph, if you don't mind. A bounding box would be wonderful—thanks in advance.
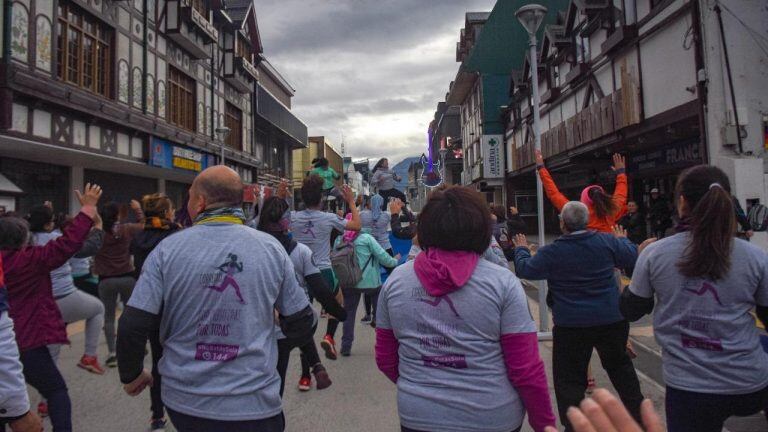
[150,138,214,172]
[482,135,503,179]
[629,141,702,173]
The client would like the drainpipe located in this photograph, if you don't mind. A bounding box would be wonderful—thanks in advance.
[691,0,708,163]
[142,0,148,114]
[2,0,13,128]
[210,42,215,140]
[713,4,743,154]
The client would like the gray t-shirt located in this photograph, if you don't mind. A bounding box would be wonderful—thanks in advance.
[360,209,391,250]
[290,210,348,269]
[377,259,536,432]
[630,233,768,394]
[372,168,398,191]
[128,223,309,421]
[33,231,77,299]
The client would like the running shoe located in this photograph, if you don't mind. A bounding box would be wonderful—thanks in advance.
[360,314,372,323]
[313,365,332,390]
[77,354,106,375]
[370,317,376,328]
[150,418,167,431]
[105,354,118,368]
[340,348,351,357]
[37,401,48,418]
[320,335,338,360]
[298,376,312,392]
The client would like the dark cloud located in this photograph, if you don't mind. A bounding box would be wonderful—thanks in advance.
[255,0,496,163]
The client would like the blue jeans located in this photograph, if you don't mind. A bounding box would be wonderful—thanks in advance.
[167,409,284,432]
[665,384,768,432]
[21,346,72,431]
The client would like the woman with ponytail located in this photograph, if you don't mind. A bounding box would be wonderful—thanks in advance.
[536,150,627,232]
[621,165,768,432]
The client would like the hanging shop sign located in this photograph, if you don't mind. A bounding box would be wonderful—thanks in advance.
[150,138,215,172]
[629,141,703,173]
[482,135,504,179]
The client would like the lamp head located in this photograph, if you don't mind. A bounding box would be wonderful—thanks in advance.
[215,127,231,140]
[515,4,548,35]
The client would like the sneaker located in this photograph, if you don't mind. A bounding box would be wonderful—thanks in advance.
[298,376,312,392]
[37,401,48,418]
[77,354,106,375]
[360,314,372,323]
[105,354,117,368]
[150,418,167,431]
[370,317,376,328]
[340,348,351,357]
[312,365,332,390]
[320,335,338,360]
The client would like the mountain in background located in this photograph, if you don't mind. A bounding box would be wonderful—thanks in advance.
[391,156,419,192]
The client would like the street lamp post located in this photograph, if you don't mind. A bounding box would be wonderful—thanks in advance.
[215,126,231,165]
[516,4,551,337]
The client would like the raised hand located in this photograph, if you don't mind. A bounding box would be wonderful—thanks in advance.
[75,183,103,207]
[535,150,545,167]
[389,198,404,215]
[341,184,355,204]
[611,153,626,171]
[130,199,141,211]
[513,234,529,248]
[612,225,627,238]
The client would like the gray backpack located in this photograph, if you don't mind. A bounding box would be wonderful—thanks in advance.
[330,240,372,288]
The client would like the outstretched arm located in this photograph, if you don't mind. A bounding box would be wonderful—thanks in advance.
[611,154,628,211]
[536,151,568,211]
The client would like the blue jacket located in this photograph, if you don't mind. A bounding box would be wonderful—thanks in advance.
[513,231,638,327]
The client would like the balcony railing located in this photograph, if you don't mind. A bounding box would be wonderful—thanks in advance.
[166,0,218,59]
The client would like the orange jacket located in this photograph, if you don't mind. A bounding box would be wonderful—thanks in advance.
[538,167,627,233]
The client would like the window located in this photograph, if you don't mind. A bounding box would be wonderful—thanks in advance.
[224,103,242,150]
[575,32,590,63]
[235,35,252,62]
[190,0,207,17]
[57,2,111,97]
[168,67,196,131]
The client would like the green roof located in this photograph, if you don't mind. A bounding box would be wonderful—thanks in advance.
[464,0,569,74]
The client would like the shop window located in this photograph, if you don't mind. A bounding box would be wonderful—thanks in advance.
[56,2,112,97]
[168,66,196,131]
[224,103,242,150]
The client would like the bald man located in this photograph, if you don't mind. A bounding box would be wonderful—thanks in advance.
[116,166,312,432]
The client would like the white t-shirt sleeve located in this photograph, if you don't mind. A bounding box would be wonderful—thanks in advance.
[325,212,348,233]
[755,251,768,307]
[297,244,321,278]
[275,249,311,316]
[127,247,165,314]
[629,245,655,299]
[500,274,536,335]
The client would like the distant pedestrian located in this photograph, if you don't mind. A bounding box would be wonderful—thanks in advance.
[513,201,645,432]
[256,196,346,394]
[290,175,361,360]
[371,158,407,209]
[94,200,144,368]
[129,193,182,431]
[1,183,102,432]
[647,188,672,238]
[117,166,313,432]
[621,165,768,432]
[376,186,555,432]
[618,201,647,245]
[308,158,342,212]
[360,193,394,322]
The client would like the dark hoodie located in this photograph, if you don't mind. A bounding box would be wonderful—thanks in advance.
[130,219,182,279]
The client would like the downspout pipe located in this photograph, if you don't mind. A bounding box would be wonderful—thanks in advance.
[142,0,148,114]
[713,4,743,154]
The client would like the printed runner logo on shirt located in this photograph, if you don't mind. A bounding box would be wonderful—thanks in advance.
[203,253,246,304]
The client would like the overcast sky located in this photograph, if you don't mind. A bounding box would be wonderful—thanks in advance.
[256,0,496,166]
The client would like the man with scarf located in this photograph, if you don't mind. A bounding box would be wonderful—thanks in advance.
[116,166,313,432]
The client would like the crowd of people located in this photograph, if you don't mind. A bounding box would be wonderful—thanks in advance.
[0,153,767,432]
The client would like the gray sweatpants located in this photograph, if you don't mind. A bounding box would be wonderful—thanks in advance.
[98,276,135,354]
[48,290,105,362]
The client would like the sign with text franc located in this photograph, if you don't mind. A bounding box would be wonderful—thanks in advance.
[482,135,503,179]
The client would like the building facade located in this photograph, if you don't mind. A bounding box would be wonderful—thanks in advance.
[505,0,768,242]
[0,0,305,213]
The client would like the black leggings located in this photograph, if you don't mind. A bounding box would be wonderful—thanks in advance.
[364,248,394,315]
[665,384,768,432]
[276,325,321,397]
[21,346,72,431]
[167,408,284,432]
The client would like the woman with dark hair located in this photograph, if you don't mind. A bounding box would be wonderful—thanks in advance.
[359,193,394,323]
[95,199,144,368]
[621,165,768,432]
[376,185,555,432]
[28,204,106,378]
[128,193,181,431]
[290,175,360,359]
[308,157,342,212]
[536,150,627,233]
[1,184,102,432]
[257,196,346,394]
[371,158,407,209]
